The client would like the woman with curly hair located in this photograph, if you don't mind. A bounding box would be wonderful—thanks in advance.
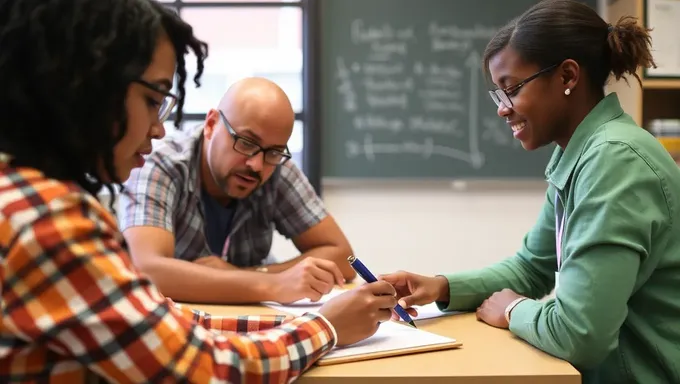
[0,0,399,382]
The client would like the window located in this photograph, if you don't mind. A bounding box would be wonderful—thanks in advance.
[179,6,302,114]
[163,0,315,189]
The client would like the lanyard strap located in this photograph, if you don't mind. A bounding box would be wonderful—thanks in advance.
[554,190,566,270]
[221,236,231,258]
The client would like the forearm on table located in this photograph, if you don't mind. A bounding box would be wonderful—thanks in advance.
[172,302,292,333]
[252,245,357,281]
[508,246,640,368]
[188,313,336,381]
[440,256,554,312]
[139,256,276,303]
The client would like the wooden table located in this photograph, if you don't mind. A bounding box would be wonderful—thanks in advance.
[190,302,581,383]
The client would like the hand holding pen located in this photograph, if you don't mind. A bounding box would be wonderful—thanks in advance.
[378,270,451,321]
[347,255,418,327]
[318,281,399,346]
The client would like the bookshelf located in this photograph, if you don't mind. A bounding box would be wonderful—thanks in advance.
[606,0,680,162]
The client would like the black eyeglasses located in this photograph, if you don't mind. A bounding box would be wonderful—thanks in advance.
[488,64,559,108]
[135,79,178,122]
[218,111,292,166]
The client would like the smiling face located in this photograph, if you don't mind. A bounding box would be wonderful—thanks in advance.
[111,33,176,181]
[488,47,573,150]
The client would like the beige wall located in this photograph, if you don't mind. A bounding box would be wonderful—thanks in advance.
[270,181,546,276]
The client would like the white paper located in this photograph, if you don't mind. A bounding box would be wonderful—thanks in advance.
[263,288,347,316]
[264,289,465,320]
[647,0,680,76]
[320,320,457,361]
[404,302,465,321]
[263,289,459,362]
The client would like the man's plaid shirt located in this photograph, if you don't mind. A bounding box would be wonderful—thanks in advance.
[118,125,327,266]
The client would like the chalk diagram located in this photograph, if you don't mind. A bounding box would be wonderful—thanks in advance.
[343,50,487,170]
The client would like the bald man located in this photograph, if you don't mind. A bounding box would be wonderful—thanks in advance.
[118,78,356,304]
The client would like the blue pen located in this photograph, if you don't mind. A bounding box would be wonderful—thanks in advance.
[347,255,417,328]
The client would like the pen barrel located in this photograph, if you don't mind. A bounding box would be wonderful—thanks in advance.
[347,255,414,324]
[393,305,411,319]
[347,256,377,283]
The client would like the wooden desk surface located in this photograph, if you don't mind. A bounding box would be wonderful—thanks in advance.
[190,302,581,384]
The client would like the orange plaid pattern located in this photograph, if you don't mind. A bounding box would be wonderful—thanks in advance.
[0,166,336,383]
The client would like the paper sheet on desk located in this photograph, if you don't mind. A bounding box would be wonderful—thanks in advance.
[263,289,460,364]
[319,320,457,362]
[407,302,465,321]
[263,289,464,320]
[262,288,346,316]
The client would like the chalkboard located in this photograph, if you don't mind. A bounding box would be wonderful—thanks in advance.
[320,0,597,179]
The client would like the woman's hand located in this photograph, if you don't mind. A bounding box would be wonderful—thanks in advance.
[475,288,526,329]
[379,270,450,320]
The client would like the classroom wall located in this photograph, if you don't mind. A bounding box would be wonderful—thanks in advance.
[269,181,547,276]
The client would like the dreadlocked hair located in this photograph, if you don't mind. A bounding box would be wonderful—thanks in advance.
[0,0,208,211]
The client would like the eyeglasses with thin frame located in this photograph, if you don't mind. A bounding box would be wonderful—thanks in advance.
[218,111,292,166]
[488,64,559,108]
[135,79,178,122]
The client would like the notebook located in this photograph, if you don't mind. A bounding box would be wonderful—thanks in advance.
[263,289,462,365]
[316,320,461,365]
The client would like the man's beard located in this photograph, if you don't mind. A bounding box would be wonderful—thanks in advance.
[219,167,262,197]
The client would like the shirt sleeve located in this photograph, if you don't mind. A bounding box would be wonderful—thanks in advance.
[171,302,294,333]
[2,192,336,383]
[273,161,328,239]
[117,157,177,232]
[438,188,558,312]
[509,142,663,369]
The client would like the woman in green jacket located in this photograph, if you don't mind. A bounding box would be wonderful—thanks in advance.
[381,1,680,383]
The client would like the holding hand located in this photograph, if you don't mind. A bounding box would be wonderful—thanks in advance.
[379,270,450,307]
[475,288,525,329]
[318,281,397,346]
[269,257,345,304]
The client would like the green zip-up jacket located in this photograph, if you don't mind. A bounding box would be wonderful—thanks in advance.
[439,93,680,383]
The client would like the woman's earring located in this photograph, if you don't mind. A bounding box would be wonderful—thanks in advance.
[564,88,571,96]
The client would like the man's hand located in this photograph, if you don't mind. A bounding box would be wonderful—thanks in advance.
[475,288,525,329]
[193,256,239,271]
[268,257,345,304]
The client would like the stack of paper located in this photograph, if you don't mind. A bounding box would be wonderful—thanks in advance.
[318,320,458,363]
[263,288,463,320]
[262,288,463,364]
[263,288,346,316]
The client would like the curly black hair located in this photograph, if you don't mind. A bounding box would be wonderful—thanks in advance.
[0,0,208,201]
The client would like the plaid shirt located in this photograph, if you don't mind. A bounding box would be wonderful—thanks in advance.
[0,165,336,383]
[118,126,327,266]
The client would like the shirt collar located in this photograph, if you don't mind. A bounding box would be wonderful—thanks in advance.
[189,125,205,194]
[545,92,624,190]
